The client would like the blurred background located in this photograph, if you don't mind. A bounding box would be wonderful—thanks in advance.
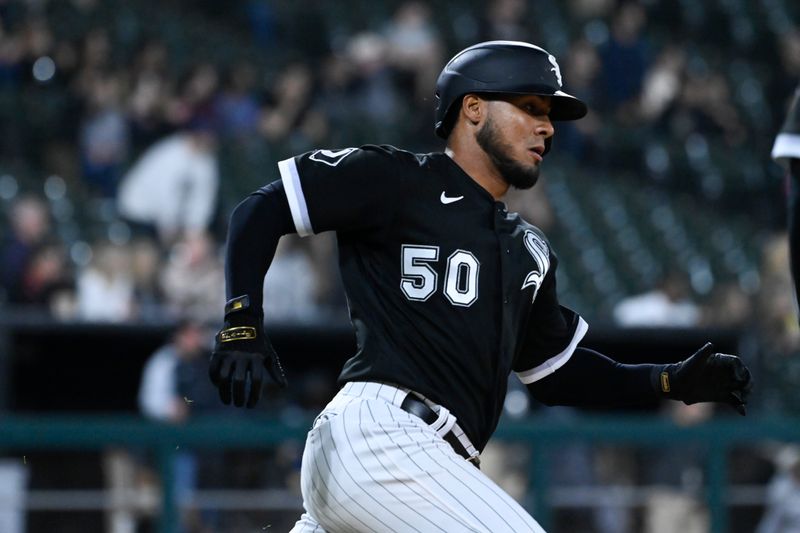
[0,0,799,532]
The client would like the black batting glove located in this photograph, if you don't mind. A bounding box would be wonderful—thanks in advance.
[654,342,752,416]
[209,296,287,408]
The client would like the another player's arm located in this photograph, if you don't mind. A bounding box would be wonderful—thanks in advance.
[788,158,800,311]
[516,265,752,414]
[773,85,800,319]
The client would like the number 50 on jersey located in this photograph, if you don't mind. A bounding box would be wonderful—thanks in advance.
[400,245,480,307]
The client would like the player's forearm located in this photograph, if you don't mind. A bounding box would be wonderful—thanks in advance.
[225,180,295,314]
[526,347,661,408]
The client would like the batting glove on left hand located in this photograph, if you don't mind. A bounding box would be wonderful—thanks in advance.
[656,343,752,415]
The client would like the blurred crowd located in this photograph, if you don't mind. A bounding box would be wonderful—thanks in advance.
[0,0,796,318]
[1,1,800,532]
[0,0,797,396]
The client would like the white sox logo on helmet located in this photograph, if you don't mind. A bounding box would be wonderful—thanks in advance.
[547,54,562,87]
[522,230,550,301]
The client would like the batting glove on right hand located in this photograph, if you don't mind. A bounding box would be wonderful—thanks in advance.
[209,296,287,408]
[656,343,752,415]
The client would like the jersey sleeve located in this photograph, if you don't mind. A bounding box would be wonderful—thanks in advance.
[512,252,589,384]
[278,145,410,236]
[773,86,800,165]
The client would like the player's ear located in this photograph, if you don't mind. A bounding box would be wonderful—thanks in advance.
[461,94,484,128]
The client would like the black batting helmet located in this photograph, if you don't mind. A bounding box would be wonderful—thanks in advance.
[434,41,588,139]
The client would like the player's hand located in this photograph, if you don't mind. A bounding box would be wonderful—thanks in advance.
[209,302,287,408]
[658,343,752,415]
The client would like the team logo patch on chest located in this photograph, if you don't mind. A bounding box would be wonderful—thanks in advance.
[521,230,550,301]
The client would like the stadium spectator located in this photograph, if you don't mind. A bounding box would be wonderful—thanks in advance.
[171,63,220,128]
[262,235,323,321]
[138,318,220,533]
[597,2,649,115]
[160,231,225,323]
[678,67,745,148]
[129,237,166,321]
[18,240,74,313]
[756,446,800,533]
[638,45,686,124]
[127,39,173,155]
[76,241,134,322]
[78,72,129,197]
[613,269,701,327]
[643,402,713,533]
[755,235,800,413]
[117,122,219,247]
[479,0,530,42]
[343,33,403,129]
[258,62,316,144]
[0,195,51,303]
[214,61,261,140]
[383,1,444,104]
[558,38,603,158]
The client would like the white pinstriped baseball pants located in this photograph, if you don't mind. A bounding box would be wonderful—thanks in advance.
[289,381,545,533]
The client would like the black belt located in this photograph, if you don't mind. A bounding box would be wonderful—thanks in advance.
[400,394,480,468]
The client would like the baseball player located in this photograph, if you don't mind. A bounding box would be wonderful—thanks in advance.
[772,85,800,315]
[209,41,753,532]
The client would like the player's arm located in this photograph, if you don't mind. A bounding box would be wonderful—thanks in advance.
[208,181,293,407]
[515,258,751,414]
[210,146,410,407]
[527,343,752,415]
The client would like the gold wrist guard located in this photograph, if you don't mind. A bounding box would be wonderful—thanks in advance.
[219,326,257,342]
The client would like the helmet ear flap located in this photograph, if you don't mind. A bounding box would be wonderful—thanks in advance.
[543,137,552,156]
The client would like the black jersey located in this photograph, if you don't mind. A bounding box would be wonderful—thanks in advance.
[277,144,587,450]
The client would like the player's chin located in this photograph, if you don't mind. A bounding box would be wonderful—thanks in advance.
[504,163,540,190]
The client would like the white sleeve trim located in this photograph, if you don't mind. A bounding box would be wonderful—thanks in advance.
[515,316,589,384]
[278,157,314,237]
[772,133,800,163]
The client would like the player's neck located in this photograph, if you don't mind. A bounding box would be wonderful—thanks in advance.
[444,145,509,200]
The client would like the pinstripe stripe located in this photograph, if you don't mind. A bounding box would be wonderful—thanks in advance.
[392,386,402,405]
[308,448,355,531]
[321,408,403,532]
[441,451,537,530]
[308,452,350,531]
[300,383,543,532]
[332,405,420,532]
[358,401,449,532]
[310,425,374,531]
[366,401,483,532]
[383,404,491,531]
[389,403,542,531]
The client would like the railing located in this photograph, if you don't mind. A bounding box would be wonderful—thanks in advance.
[2,414,798,533]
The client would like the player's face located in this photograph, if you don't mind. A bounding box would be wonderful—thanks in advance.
[476,94,554,190]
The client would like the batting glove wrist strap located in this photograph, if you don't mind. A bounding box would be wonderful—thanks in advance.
[654,342,752,416]
[216,308,265,354]
[209,297,287,408]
